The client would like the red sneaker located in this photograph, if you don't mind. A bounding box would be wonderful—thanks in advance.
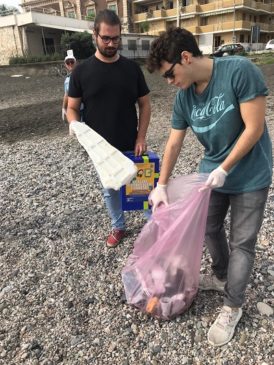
[106,229,126,248]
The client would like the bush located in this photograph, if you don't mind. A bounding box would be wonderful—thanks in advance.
[60,31,95,60]
[9,53,63,65]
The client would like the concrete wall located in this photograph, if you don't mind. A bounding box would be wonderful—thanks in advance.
[0,26,23,65]
[0,11,93,65]
[0,61,65,76]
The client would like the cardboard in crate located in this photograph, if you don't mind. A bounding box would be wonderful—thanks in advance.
[120,151,159,211]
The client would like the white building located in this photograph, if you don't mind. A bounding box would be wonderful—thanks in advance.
[0,10,155,65]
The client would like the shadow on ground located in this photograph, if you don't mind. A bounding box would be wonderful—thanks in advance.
[0,100,67,144]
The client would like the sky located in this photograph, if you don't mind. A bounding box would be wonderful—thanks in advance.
[3,0,21,8]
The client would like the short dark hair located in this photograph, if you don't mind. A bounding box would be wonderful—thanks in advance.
[94,9,121,34]
[147,27,203,73]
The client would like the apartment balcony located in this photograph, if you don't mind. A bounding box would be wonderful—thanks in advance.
[199,20,273,34]
[146,27,166,35]
[134,12,148,22]
[134,9,166,21]
[184,25,200,34]
[134,3,198,23]
[165,8,177,18]
[243,0,272,13]
[133,0,273,23]
[198,0,272,14]
[151,9,166,18]
[181,4,197,14]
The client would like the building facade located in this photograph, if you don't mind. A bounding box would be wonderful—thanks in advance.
[132,0,274,52]
[20,0,133,32]
[19,0,274,51]
[1,0,274,65]
[0,8,155,65]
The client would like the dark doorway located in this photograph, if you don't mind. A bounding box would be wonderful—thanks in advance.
[42,37,55,54]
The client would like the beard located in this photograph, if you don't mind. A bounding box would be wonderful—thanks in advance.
[97,44,118,58]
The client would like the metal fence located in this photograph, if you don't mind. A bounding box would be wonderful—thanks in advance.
[119,44,150,59]
[41,43,151,60]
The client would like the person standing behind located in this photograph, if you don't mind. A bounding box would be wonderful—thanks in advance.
[147,27,272,346]
[62,51,77,121]
[66,9,151,248]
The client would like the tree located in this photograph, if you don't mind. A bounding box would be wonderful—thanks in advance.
[0,4,19,16]
[61,31,95,60]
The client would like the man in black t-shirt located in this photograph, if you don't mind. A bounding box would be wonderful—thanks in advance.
[67,9,151,247]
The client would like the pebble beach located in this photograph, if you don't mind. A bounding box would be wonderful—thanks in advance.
[0,63,274,365]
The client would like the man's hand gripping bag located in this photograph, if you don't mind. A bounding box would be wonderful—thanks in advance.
[122,174,211,320]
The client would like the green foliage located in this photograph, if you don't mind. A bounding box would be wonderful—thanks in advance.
[9,53,63,65]
[85,14,95,21]
[247,52,274,65]
[0,3,18,15]
[60,31,95,60]
[140,21,150,33]
[238,50,246,57]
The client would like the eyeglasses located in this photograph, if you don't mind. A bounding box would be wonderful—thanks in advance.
[97,33,121,44]
[65,60,75,65]
[162,61,178,79]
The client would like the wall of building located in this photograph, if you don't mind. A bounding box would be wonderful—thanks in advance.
[0,26,23,65]
[198,32,214,54]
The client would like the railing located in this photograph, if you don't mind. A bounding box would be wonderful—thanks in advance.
[152,9,166,18]
[198,0,272,13]
[119,44,150,59]
[134,0,274,25]
[0,9,20,16]
[23,6,93,21]
[199,20,273,33]
[165,8,177,17]
[133,13,148,22]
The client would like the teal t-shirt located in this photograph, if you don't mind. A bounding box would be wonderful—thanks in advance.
[172,56,272,193]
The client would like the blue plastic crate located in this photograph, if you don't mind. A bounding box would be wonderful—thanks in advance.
[120,151,160,211]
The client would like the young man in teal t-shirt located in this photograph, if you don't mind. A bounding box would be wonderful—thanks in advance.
[147,28,272,347]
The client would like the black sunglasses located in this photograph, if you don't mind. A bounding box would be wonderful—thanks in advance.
[65,60,75,65]
[162,60,179,79]
[97,33,121,44]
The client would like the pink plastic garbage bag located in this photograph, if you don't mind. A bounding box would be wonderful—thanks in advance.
[122,173,211,320]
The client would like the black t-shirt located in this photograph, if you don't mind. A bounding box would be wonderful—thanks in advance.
[69,55,150,151]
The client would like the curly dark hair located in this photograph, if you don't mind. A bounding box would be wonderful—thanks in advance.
[94,9,121,34]
[146,27,203,73]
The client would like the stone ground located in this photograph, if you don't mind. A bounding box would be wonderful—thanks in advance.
[0,63,273,365]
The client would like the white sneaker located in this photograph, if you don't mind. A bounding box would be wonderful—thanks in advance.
[199,274,226,292]
[208,306,243,347]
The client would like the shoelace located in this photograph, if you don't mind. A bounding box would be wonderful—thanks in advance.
[216,308,233,328]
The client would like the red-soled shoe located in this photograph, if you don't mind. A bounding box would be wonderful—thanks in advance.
[106,229,126,248]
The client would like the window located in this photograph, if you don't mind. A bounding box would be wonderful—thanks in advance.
[128,39,137,51]
[86,6,95,19]
[200,17,208,26]
[67,11,75,18]
[214,36,221,48]
[107,3,117,13]
[142,40,150,50]
[239,34,244,42]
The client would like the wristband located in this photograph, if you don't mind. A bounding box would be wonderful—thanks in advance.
[157,183,167,188]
